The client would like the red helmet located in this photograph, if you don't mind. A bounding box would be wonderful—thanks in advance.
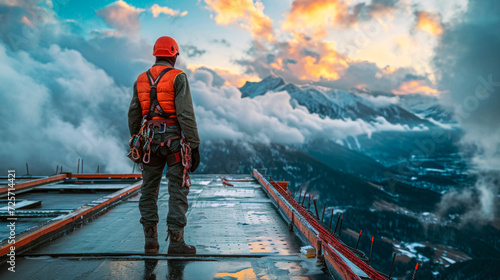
[153,36,179,57]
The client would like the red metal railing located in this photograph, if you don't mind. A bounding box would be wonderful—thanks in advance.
[254,169,386,280]
[0,173,142,196]
[0,173,67,195]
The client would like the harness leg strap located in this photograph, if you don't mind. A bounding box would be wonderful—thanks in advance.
[166,152,182,167]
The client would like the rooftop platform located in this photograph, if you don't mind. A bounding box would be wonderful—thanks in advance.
[0,173,331,280]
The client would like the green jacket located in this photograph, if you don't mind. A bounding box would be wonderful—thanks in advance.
[127,62,201,149]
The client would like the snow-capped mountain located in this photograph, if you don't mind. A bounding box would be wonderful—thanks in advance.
[239,76,453,127]
[240,75,285,98]
[397,94,455,122]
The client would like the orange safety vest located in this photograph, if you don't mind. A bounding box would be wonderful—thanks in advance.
[136,65,184,119]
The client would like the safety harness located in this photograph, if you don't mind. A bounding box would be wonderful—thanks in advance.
[128,66,192,187]
[145,68,176,120]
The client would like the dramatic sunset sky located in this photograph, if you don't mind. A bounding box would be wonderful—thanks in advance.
[1,0,499,175]
[12,0,467,92]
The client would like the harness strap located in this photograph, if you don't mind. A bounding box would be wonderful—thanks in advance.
[146,118,179,127]
[166,152,182,167]
[146,67,176,120]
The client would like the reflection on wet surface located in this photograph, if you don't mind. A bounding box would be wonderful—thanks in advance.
[0,258,331,280]
[144,259,158,279]
[214,268,265,280]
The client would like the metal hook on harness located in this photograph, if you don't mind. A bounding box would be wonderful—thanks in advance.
[147,124,155,138]
[131,148,141,161]
[143,152,150,164]
[158,123,167,133]
[141,115,148,126]
[180,132,192,188]
[142,138,152,164]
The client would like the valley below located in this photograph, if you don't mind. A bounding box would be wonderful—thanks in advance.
[195,77,500,279]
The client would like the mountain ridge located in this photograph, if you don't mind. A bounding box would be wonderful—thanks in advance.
[239,75,453,127]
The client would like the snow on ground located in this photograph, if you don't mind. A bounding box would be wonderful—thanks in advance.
[198,180,212,185]
[394,242,430,263]
[383,238,471,269]
[325,207,346,215]
[441,256,456,264]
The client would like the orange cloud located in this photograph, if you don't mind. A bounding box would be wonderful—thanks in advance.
[272,35,348,81]
[150,4,187,18]
[383,65,397,74]
[393,80,443,96]
[294,41,348,80]
[282,0,398,38]
[283,0,350,38]
[415,11,443,35]
[204,0,274,41]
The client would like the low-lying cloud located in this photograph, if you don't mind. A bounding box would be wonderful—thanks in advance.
[0,44,131,174]
[189,68,426,145]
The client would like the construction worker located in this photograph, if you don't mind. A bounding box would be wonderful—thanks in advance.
[128,36,200,254]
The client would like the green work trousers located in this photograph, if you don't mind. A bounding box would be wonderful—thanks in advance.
[139,129,189,233]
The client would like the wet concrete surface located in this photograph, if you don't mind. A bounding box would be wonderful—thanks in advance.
[13,191,114,210]
[0,175,330,279]
[0,187,115,238]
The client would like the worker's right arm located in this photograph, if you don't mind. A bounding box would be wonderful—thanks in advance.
[174,73,201,149]
[128,82,142,136]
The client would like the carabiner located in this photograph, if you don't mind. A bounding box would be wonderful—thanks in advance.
[183,172,191,188]
[143,139,152,164]
[158,123,167,133]
[143,138,150,151]
[148,124,154,138]
[141,115,148,126]
[131,148,141,161]
[143,150,150,164]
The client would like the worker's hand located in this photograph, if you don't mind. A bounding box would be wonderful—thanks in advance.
[190,147,200,172]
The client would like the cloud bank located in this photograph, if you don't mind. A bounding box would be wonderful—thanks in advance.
[0,43,131,174]
[433,0,500,224]
[0,1,149,173]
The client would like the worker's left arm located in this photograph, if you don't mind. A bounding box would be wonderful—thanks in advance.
[174,73,200,149]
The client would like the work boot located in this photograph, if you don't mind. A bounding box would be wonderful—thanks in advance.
[167,229,196,254]
[143,224,159,253]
